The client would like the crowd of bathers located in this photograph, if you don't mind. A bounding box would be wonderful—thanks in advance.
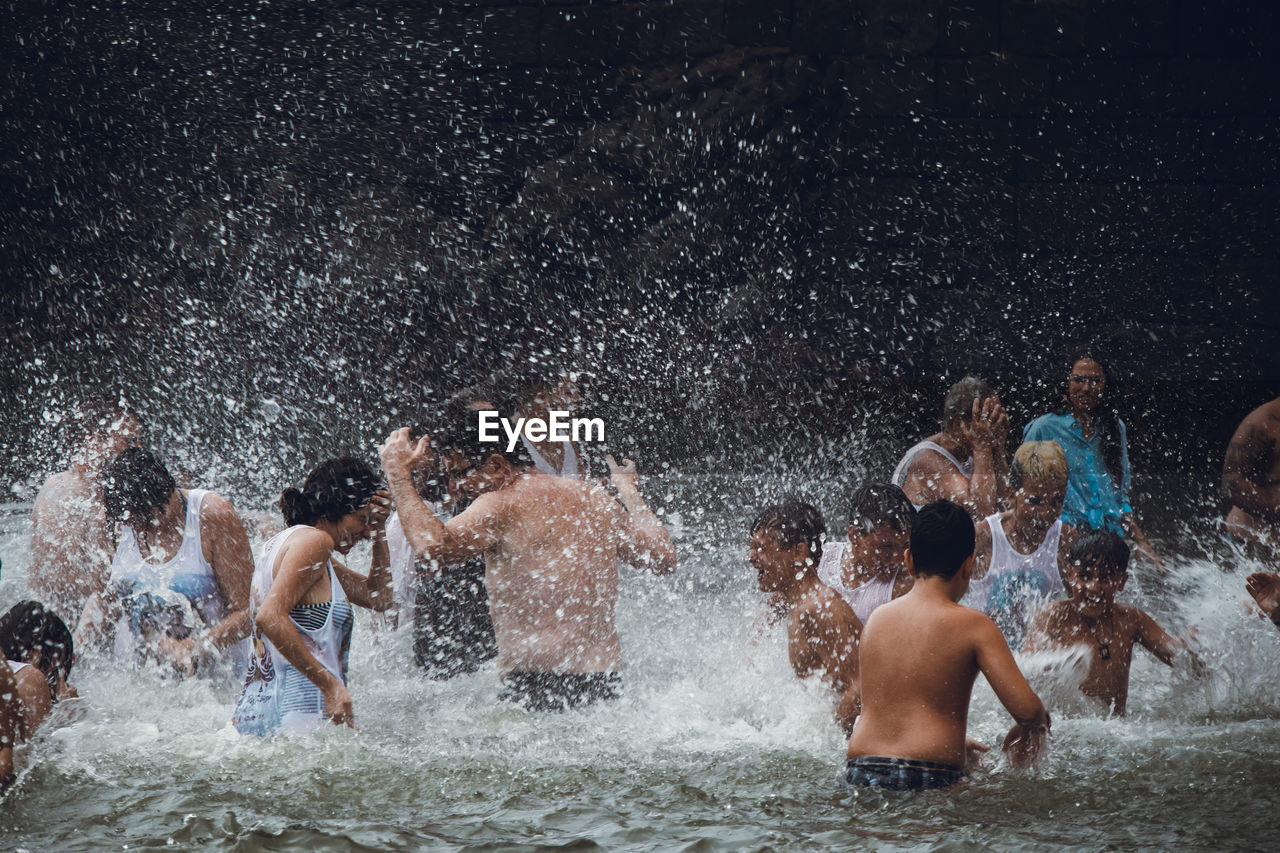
[4,347,1278,792]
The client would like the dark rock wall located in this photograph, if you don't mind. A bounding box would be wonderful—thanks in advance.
[2,1,1277,521]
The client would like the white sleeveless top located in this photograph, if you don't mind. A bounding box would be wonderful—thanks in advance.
[520,434,581,479]
[108,489,228,663]
[384,504,451,626]
[233,525,354,735]
[891,441,974,510]
[7,660,29,674]
[815,541,901,625]
[966,514,1063,644]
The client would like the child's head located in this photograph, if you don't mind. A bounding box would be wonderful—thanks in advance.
[1009,441,1069,535]
[906,500,976,584]
[749,499,826,593]
[1065,530,1130,617]
[847,483,915,575]
[0,601,75,700]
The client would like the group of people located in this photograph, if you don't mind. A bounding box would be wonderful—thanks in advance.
[6,349,1279,794]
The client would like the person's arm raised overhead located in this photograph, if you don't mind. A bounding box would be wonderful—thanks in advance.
[973,613,1050,767]
[964,398,1006,518]
[332,489,396,611]
[609,455,676,575]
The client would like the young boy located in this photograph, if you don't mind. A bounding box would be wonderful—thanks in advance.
[749,499,863,732]
[1025,530,1201,715]
[847,500,1049,790]
[817,483,916,627]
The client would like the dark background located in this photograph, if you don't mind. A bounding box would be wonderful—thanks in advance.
[2,1,1277,530]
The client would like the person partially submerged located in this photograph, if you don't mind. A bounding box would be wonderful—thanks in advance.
[0,601,78,792]
[847,500,1050,791]
[1024,530,1203,715]
[749,499,862,733]
[380,411,675,712]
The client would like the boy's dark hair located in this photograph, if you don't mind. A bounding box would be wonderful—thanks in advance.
[848,483,916,536]
[101,447,177,527]
[0,601,74,699]
[751,498,826,563]
[434,399,532,468]
[908,500,976,579]
[1067,529,1130,581]
[280,457,381,527]
[942,375,994,428]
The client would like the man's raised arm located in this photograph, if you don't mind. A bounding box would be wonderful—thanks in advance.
[609,455,676,575]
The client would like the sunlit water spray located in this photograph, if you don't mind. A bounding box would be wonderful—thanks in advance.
[2,462,1279,850]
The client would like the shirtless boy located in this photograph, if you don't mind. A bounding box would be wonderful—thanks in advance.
[847,500,1049,790]
[749,499,862,732]
[379,416,675,712]
[29,399,142,620]
[891,377,1010,517]
[1222,397,1280,556]
[968,441,1079,647]
[1025,530,1201,715]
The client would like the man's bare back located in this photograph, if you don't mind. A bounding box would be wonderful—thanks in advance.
[1223,398,1280,549]
[29,470,112,620]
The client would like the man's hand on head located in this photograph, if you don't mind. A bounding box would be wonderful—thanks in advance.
[380,428,431,480]
[607,455,638,492]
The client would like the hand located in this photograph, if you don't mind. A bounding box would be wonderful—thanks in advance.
[380,428,430,480]
[607,455,638,492]
[968,397,1006,448]
[965,735,991,768]
[1246,571,1280,620]
[1002,717,1049,769]
[323,679,356,728]
[366,488,392,533]
[155,635,200,677]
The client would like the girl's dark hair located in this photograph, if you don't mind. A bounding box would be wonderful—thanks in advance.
[848,483,916,535]
[751,498,826,564]
[101,447,177,528]
[0,601,74,699]
[280,457,381,527]
[1057,346,1123,484]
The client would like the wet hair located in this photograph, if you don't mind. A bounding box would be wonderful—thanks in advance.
[1057,345,1124,484]
[848,483,916,536]
[280,457,381,527]
[434,399,532,468]
[942,375,995,428]
[1067,529,1130,581]
[908,500,975,580]
[101,447,177,528]
[0,601,74,699]
[1010,441,1069,490]
[751,498,826,563]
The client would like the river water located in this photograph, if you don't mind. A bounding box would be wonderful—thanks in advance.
[1,467,1278,851]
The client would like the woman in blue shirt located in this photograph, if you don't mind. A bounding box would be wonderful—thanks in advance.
[1023,350,1163,565]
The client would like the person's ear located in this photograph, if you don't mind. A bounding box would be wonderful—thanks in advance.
[960,552,976,582]
[904,549,917,577]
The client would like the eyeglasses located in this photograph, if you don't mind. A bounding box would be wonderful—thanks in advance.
[1069,374,1104,387]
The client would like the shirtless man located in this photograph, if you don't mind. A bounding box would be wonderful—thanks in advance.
[847,500,1049,790]
[967,441,1079,648]
[1025,530,1202,715]
[379,418,675,711]
[508,372,590,479]
[29,399,142,621]
[749,499,862,732]
[1223,397,1280,556]
[892,376,1010,518]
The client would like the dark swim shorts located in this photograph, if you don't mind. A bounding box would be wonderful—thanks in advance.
[498,671,622,712]
[845,756,964,791]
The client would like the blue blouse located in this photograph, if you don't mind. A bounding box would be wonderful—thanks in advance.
[1022,412,1132,534]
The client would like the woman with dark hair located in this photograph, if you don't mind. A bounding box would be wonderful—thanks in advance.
[232,458,394,735]
[76,448,256,673]
[1023,348,1163,565]
[0,600,78,788]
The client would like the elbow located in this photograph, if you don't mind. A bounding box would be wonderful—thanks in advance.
[651,544,678,576]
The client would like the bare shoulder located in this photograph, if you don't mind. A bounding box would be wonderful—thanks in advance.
[34,470,75,504]
[1113,603,1154,636]
[198,491,241,525]
[280,526,334,563]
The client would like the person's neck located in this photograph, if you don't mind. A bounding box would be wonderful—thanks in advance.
[1005,512,1047,552]
[842,549,896,587]
[907,572,965,604]
[932,429,969,460]
[1071,406,1095,436]
[782,570,824,607]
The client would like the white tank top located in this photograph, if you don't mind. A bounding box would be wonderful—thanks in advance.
[520,434,581,479]
[815,541,901,625]
[108,489,228,662]
[7,660,29,674]
[966,514,1063,639]
[233,525,353,735]
[384,504,451,626]
[891,441,974,510]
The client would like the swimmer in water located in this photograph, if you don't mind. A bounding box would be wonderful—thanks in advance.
[1222,396,1280,559]
[0,601,78,792]
[29,397,143,623]
[1024,530,1203,715]
[817,483,916,627]
[847,501,1049,791]
[233,458,394,734]
[966,441,1080,649]
[891,376,1011,518]
[380,408,675,712]
[749,499,863,733]
[75,448,254,676]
